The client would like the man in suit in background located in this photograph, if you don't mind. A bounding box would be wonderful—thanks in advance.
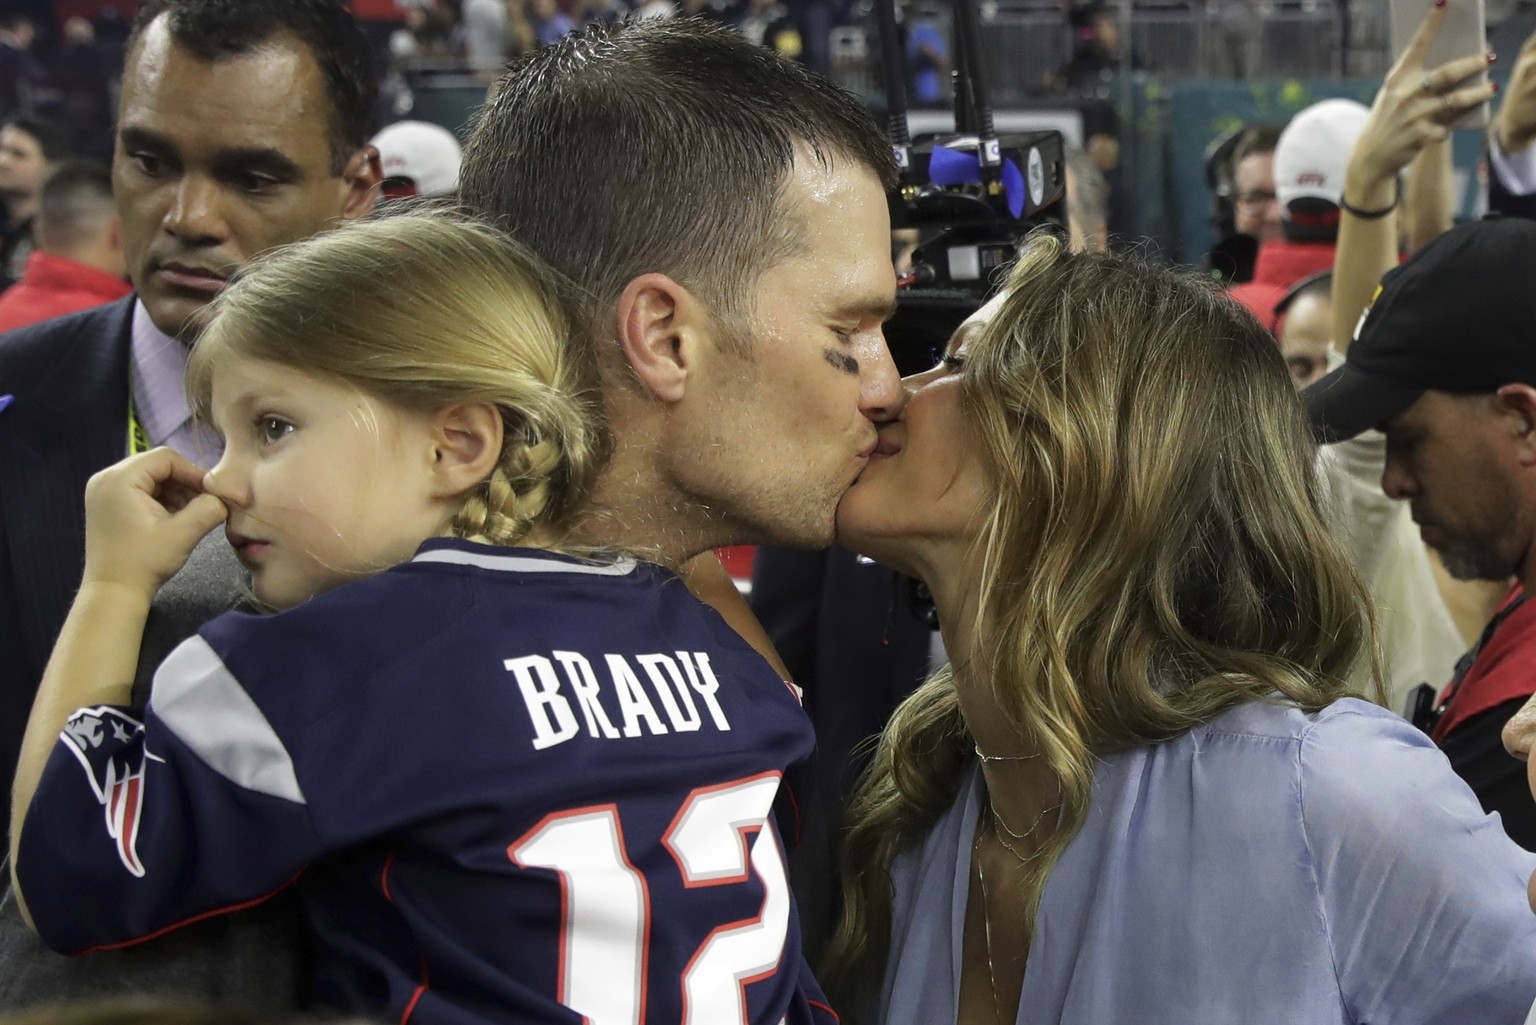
[0,0,378,1009]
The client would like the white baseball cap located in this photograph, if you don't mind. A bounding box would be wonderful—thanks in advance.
[1273,98,1370,214]
[371,120,463,199]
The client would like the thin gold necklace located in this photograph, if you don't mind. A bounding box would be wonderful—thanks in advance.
[973,819,1010,1025]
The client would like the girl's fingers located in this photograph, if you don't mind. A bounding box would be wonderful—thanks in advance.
[121,447,211,496]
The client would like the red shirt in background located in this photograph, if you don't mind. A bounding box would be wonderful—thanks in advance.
[1432,584,1536,742]
[0,251,131,334]
[1226,239,1336,330]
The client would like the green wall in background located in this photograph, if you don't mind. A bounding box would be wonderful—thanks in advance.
[1120,74,1497,267]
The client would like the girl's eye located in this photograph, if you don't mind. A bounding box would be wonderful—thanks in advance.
[258,417,293,444]
[941,354,966,372]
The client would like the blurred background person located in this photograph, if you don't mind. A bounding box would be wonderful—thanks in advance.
[1228,98,1367,325]
[0,161,128,333]
[1202,122,1282,285]
[1273,269,1332,389]
[1231,123,1283,246]
[460,0,508,77]
[0,116,70,286]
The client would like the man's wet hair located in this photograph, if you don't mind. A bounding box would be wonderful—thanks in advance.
[459,17,896,339]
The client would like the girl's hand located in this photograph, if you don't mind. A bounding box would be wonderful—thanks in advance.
[1347,3,1497,192]
[82,447,229,598]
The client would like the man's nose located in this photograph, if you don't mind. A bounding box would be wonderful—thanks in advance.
[163,176,229,244]
[857,334,907,423]
[1380,453,1416,501]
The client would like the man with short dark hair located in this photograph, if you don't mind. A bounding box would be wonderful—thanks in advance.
[0,0,380,1009]
[461,18,904,560]
[1306,216,1536,850]
[0,161,130,333]
[453,17,904,1021]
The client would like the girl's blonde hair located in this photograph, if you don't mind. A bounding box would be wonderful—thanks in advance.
[823,232,1380,1016]
[186,210,608,550]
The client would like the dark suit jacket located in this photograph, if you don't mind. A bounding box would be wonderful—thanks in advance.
[0,297,307,1012]
[0,297,136,800]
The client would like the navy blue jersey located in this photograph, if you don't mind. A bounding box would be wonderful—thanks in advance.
[18,540,835,1025]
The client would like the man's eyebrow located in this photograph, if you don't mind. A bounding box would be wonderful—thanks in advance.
[212,148,306,182]
[118,128,307,183]
[845,296,899,323]
[118,126,175,154]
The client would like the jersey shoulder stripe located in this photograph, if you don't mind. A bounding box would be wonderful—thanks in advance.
[410,544,640,578]
[152,634,305,804]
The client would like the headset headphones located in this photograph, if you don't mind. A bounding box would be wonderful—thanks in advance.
[1269,269,1333,338]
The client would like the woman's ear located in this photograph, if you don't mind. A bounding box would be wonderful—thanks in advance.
[430,402,504,498]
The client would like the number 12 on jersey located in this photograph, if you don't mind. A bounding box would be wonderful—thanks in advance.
[509,773,791,1025]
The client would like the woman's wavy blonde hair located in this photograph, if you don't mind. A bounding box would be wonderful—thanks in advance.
[823,232,1381,1016]
[185,210,608,551]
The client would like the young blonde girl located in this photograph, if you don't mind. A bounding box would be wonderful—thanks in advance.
[11,212,833,1025]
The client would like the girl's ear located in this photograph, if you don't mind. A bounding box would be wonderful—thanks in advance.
[430,402,504,499]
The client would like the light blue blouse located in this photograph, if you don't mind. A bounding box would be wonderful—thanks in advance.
[878,699,1536,1025]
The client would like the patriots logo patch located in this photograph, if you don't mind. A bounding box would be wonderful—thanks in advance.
[59,706,160,877]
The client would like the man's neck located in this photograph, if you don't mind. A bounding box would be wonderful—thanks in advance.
[572,472,723,572]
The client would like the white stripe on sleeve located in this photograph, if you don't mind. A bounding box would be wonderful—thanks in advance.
[150,635,307,805]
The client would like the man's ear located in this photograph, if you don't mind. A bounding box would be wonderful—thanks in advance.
[429,401,504,499]
[614,273,714,403]
[1496,384,1536,465]
[340,144,383,223]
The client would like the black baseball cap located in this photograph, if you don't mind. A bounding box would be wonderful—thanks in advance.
[1302,216,1536,443]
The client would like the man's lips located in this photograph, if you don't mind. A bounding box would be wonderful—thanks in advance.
[153,261,230,292]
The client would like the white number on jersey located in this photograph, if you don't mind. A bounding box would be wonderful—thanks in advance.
[508,773,788,1025]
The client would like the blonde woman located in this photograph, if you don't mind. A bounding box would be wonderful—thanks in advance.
[825,233,1536,1024]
